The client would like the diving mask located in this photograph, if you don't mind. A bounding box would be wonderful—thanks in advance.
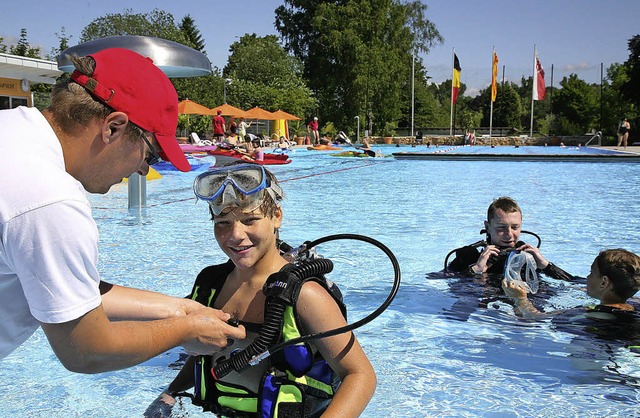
[193,164,283,215]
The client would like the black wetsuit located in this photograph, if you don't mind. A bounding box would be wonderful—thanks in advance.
[447,241,574,283]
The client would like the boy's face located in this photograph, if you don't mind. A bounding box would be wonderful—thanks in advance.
[485,209,522,248]
[586,260,603,299]
[213,206,282,270]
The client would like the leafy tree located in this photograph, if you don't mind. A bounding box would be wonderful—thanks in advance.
[47,27,72,61]
[621,35,640,110]
[275,0,443,134]
[494,83,522,129]
[553,74,599,135]
[9,28,41,58]
[180,15,205,53]
[223,34,317,119]
[0,37,7,54]
[80,9,190,47]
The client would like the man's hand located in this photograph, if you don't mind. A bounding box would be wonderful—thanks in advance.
[182,307,246,355]
[517,243,549,270]
[473,245,501,273]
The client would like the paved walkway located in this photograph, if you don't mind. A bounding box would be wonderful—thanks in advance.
[596,145,640,154]
[597,145,640,154]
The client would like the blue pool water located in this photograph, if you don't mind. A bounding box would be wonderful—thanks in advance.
[2,145,640,417]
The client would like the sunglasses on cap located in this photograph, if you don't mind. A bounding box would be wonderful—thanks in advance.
[193,164,283,215]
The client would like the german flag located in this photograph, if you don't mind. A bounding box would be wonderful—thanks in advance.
[452,54,461,104]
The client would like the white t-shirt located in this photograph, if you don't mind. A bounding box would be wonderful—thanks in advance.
[0,107,101,359]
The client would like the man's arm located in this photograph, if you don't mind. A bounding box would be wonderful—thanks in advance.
[99,281,203,320]
[41,303,245,374]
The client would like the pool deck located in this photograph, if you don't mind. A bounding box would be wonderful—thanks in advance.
[392,145,640,162]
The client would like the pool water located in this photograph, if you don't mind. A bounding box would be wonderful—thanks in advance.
[2,145,640,417]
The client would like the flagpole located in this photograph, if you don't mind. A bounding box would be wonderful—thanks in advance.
[530,45,536,137]
[449,48,455,137]
[489,47,494,139]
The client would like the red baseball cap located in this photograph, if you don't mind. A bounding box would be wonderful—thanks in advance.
[70,48,190,172]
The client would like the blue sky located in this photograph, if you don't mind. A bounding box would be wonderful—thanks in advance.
[2,0,639,96]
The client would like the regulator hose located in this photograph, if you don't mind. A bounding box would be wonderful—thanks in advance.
[211,258,334,380]
[211,233,401,380]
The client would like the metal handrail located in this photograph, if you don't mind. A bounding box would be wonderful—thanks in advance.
[585,131,602,146]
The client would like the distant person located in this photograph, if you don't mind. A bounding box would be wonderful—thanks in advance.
[469,130,476,145]
[212,110,226,142]
[308,116,320,144]
[617,117,631,150]
[503,248,640,319]
[251,138,264,161]
[0,48,244,371]
[227,116,237,137]
[237,117,251,139]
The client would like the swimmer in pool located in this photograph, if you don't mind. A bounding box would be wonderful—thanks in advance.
[502,248,640,319]
[446,197,573,282]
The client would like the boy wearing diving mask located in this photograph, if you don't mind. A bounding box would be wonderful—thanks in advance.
[146,163,376,418]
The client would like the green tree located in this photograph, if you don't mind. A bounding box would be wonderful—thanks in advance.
[553,74,599,135]
[494,83,522,129]
[80,9,190,46]
[0,37,7,54]
[47,27,72,61]
[223,34,317,118]
[180,15,205,53]
[9,28,41,58]
[621,35,640,110]
[275,0,443,134]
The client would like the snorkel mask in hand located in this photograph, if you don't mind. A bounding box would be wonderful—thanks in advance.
[193,164,283,215]
[503,251,539,294]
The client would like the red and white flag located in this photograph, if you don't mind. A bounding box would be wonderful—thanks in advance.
[533,50,546,101]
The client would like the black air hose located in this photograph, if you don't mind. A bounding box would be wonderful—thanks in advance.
[211,258,334,380]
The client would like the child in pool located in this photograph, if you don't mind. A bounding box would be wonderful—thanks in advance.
[146,163,376,417]
[502,248,640,319]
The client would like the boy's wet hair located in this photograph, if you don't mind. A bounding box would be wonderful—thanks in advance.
[487,197,522,222]
[596,249,640,300]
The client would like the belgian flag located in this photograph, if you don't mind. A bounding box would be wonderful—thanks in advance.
[452,54,461,104]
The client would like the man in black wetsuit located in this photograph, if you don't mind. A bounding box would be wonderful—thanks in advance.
[448,197,572,282]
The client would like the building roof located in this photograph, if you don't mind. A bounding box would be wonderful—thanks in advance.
[0,53,63,85]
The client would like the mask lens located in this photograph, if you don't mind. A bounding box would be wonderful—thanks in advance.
[194,164,267,200]
[209,186,265,215]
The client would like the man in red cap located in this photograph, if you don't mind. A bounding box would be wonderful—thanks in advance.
[0,48,245,371]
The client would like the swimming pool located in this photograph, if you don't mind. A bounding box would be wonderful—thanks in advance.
[2,146,640,417]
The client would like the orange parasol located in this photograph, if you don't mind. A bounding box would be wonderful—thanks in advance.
[271,109,301,121]
[244,106,277,120]
[211,103,247,118]
[178,99,216,115]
